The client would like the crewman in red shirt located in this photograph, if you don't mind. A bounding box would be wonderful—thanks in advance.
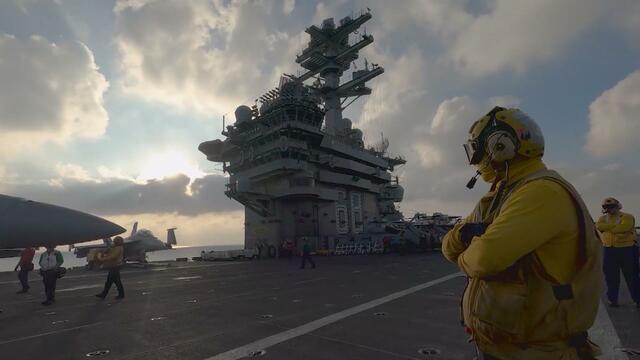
[14,247,36,293]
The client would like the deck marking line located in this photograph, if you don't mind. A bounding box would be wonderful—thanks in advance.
[173,276,203,280]
[0,262,246,284]
[588,301,629,360]
[203,272,463,360]
[0,322,103,345]
[292,277,327,286]
[58,284,102,292]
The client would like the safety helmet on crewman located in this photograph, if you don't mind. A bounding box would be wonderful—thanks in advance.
[464,106,545,165]
[601,197,622,211]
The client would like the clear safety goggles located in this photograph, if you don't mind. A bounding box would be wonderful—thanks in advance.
[464,106,505,165]
[463,139,484,165]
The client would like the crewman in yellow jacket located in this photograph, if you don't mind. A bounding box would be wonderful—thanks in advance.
[442,107,602,360]
[95,236,125,300]
[596,197,640,308]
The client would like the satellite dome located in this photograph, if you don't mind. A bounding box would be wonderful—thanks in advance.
[235,105,252,124]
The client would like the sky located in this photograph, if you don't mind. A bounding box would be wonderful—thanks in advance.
[0,0,639,246]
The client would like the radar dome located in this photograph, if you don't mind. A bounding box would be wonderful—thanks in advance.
[235,105,252,124]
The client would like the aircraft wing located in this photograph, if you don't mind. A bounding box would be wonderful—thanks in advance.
[73,244,108,258]
[0,194,126,249]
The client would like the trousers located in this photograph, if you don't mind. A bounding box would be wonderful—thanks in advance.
[603,246,640,304]
[101,267,124,297]
[42,270,57,301]
[18,269,30,290]
[300,253,315,269]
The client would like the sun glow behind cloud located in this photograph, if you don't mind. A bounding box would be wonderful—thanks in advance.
[137,150,205,183]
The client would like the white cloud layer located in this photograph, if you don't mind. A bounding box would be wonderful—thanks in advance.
[586,70,640,157]
[0,35,109,154]
[114,0,303,115]
[449,0,604,76]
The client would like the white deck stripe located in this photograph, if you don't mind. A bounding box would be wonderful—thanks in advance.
[589,301,629,360]
[0,262,245,284]
[204,272,463,360]
[0,322,103,345]
[57,284,102,292]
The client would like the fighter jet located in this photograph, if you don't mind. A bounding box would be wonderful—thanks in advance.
[72,222,177,263]
[0,194,126,258]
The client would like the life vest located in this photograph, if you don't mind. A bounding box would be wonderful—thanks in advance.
[597,212,637,248]
[463,169,602,359]
[102,245,124,268]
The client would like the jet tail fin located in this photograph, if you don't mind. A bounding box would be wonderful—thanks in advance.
[131,221,138,237]
[167,228,177,248]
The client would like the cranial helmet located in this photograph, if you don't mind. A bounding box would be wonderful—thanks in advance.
[464,106,545,165]
[602,197,622,210]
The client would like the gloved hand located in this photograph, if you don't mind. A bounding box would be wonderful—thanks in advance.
[459,223,488,246]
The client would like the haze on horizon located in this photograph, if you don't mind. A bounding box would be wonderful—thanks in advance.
[0,0,639,246]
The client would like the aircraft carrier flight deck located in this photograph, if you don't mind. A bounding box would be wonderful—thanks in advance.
[1,254,639,360]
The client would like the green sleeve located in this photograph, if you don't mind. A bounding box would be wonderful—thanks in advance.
[56,251,64,266]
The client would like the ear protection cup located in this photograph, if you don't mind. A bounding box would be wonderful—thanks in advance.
[485,130,517,162]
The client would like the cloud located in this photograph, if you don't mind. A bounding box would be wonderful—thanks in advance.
[556,162,640,219]
[357,45,522,210]
[449,0,604,76]
[3,173,240,216]
[283,0,295,15]
[585,69,640,157]
[608,0,640,42]
[0,1,75,42]
[373,0,472,40]
[114,0,304,115]
[0,34,109,156]
[56,163,96,183]
[104,211,244,246]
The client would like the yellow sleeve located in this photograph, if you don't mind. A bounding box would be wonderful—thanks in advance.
[609,214,635,234]
[596,216,615,232]
[442,217,471,264]
[103,248,117,261]
[457,180,573,278]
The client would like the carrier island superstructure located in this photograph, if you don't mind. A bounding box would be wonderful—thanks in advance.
[199,11,408,252]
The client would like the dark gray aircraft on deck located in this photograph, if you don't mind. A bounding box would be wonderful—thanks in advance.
[0,194,126,258]
[72,222,177,263]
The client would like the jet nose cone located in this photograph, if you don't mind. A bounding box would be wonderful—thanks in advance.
[0,195,126,248]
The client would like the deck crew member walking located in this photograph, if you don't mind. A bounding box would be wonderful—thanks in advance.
[596,197,640,308]
[300,237,316,269]
[96,236,125,300]
[39,246,64,306]
[14,246,35,293]
[442,107,602,359]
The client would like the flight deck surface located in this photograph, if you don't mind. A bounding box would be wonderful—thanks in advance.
[0,254,638,360]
